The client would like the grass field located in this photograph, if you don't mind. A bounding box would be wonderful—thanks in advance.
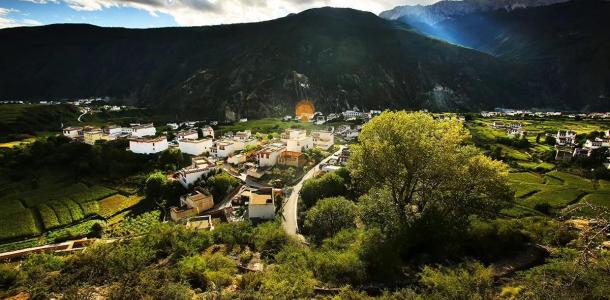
[508,170,610,216]
[0,177,118,242]
[98,195,144,218]
[217,118,325,136]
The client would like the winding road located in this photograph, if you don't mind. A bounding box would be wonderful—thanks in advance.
[281,146,345,237]
[77,108,89,122]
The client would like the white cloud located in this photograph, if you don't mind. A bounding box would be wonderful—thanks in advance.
[0,7,43,28]
[20,0,59,3]
[22,0,439,26]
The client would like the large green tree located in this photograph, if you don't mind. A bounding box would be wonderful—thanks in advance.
[300,172,347,208]
[304,197,357,242]
[349,111,512,226]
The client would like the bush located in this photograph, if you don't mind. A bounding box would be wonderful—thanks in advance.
[253,222,289,259]
[304,197,356,242]
[534,202,552,215]
[145,171,166,200]
[313,250,365,285]
[0,264,17,288]
[178,253,237,290]
[300,173,347,208]
[419,262,495,299]
[206,172,240,201]
[212,221,253,247]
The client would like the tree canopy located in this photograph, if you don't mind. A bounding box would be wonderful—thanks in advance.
[304,197,357,242]
[349,111,512,227]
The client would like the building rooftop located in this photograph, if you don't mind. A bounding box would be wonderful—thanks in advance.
[180,138,212,144]
[280,151,305,158]
[177,130,198,138]
[250,193,273,205]
[132,123,154,130]
[130,136,167,143]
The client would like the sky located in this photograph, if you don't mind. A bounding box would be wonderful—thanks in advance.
[0,0,438,28]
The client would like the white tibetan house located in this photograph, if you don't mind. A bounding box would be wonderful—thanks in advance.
[129,136,168,154]
[179,138,213,156]
[130,123,156,138]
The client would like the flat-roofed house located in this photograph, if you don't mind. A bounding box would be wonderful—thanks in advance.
[179,138,213,156]
[312,130,334,150]
[491,121,505,129]
[103,125,122,136]
[256,143,286,167]
[227,154,247,165]
[278,151,307,167]
[177,156,215,188]
[131,123,156,138]
[556,130,577,146]
[62,127,82,139]
[170,190,215,222]
[235,130,252,141]
[281,129,307,143]
[176,130,199,141]
[211,139,241,158]
[585,139,603,150]
[248,188,276,220]
[287,137,313,152]
[129,136,168,154]
[83,129,104,145]
[202,126,215,139]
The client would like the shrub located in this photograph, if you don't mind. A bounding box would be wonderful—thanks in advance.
[253,222,289,259]
[212,221,254,247]
[313,250,366,285]
[304,197,356,243]
[534,202,552,215]
[206,172,240,201]
[419,262,495,299]
[0,264,18,288]
[178,253,237,290]
[300,173,347,208]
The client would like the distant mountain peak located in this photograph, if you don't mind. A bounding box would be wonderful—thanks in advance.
[380,0,570,24]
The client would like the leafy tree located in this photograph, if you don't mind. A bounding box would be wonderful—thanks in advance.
[349,111,512,227]
[304,197,356,242]
[206,172,240,201]
[300,172,347,208]
[145,171,166,200]
[545,135,556,145]
[304,147,324,162]
[158,148,186,171]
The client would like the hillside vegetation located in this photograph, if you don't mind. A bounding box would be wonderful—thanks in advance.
[1,8,532,119]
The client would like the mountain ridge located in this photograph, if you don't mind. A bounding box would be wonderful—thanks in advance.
[379,0,570,24]
[0,6,605,119]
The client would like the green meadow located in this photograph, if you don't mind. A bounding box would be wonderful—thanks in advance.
[506,170,610,216]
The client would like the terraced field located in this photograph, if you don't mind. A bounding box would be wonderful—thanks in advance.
[0,179,117,241]
[508,171,610,216]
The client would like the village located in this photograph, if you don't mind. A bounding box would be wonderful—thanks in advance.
[53,107,371,235]
[1,103,610,267]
